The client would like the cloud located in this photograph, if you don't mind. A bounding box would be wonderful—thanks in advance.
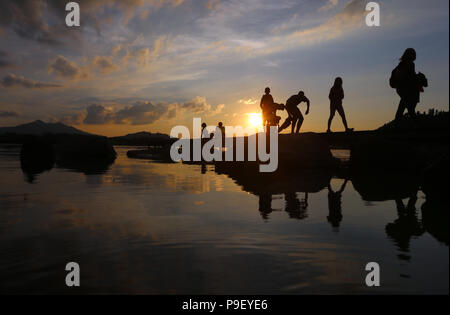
[62,96,222,125]
[0,74,62,89]
[0,0,185,45]
[206,0,220,10]
[81,102,169,125]
[179,96,212,113]
[283,0,366,47]
[0,110,19,117]
[319,0,339,12]
[239,98,258,105]
[60,112,86,125]
[0,50,14,69]
[48,56,89,80]
[210,103,225,116]
[0,1,61,45]
[92,56,119,74]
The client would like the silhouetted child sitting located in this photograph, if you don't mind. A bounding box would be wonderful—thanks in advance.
[327,77,353,133]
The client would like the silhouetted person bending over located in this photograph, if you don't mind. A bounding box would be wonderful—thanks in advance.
[327,77,353,133]
[260,87,275,128]
[391,48,427,122]
[279,91,310,134]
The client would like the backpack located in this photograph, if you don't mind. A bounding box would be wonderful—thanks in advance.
[417,72,428,88]
[389,65,401,89]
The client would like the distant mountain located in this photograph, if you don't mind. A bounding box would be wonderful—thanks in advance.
[110,131,174,146]
[0,120,93,136]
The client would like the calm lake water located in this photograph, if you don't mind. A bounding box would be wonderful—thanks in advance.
[0,145,448,294]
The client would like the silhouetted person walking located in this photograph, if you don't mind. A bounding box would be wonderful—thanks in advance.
[327,77,353,133]
[390,48,427,122]
[278,91,310,134]
[260,87,275,128]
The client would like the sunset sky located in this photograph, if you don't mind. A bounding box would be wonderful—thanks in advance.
[0,0,448,137]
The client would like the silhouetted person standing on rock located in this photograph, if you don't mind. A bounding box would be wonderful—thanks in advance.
[279,91,310,134]
[260,87,275,128]
[391,48,427,122]
[327,77,353,133]
[218,122,225,146]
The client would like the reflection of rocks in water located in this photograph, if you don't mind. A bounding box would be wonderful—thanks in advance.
[56,160,113,175]
[385,194,425,261]
[352,171,420,202]
[20,138,55,183]
[420,154,449,245]
[216,163,331,221]
[20,135,117,180]
[422,155,449,205]
[421,197,449,246]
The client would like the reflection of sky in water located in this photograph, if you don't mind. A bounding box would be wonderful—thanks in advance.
[0,146,448,294]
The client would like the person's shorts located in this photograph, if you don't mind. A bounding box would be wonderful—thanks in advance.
[286,106,302,120]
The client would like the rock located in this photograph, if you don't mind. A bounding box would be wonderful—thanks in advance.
[421,154,449,204]
[350,137,422,171]
[278,133,338,169]
[351,170,420,202]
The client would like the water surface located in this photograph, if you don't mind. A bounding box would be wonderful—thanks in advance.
[0,145,448,294]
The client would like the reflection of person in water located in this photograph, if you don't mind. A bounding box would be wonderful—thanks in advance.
[385,192,424,261]
[259,193,273,221]
[285,192,308,220]
[327,179,348,230]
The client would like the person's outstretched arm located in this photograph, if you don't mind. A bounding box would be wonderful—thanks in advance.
[305,97,310,115]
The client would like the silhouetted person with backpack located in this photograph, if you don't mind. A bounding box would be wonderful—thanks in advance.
[278,91,310,134]
[327,77,353,133]
[390,48,428,122]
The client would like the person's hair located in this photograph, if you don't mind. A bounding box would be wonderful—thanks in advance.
[334,77,343,87]
[400,48,416,62]
[218,122,223,127]
[265,87,271,93]
[201,123,207,128]
[298,91,304,96]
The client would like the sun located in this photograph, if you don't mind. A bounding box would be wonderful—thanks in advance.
[247,113,263,127]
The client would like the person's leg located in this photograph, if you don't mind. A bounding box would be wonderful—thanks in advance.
[291,118,297,134]
[278,117,291,133]
[395,98,407,121]
[296,112,304,134]
[328,105,336,132]
[290,107,300,134]
[407,102,418,122]
[336,105,349,130]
